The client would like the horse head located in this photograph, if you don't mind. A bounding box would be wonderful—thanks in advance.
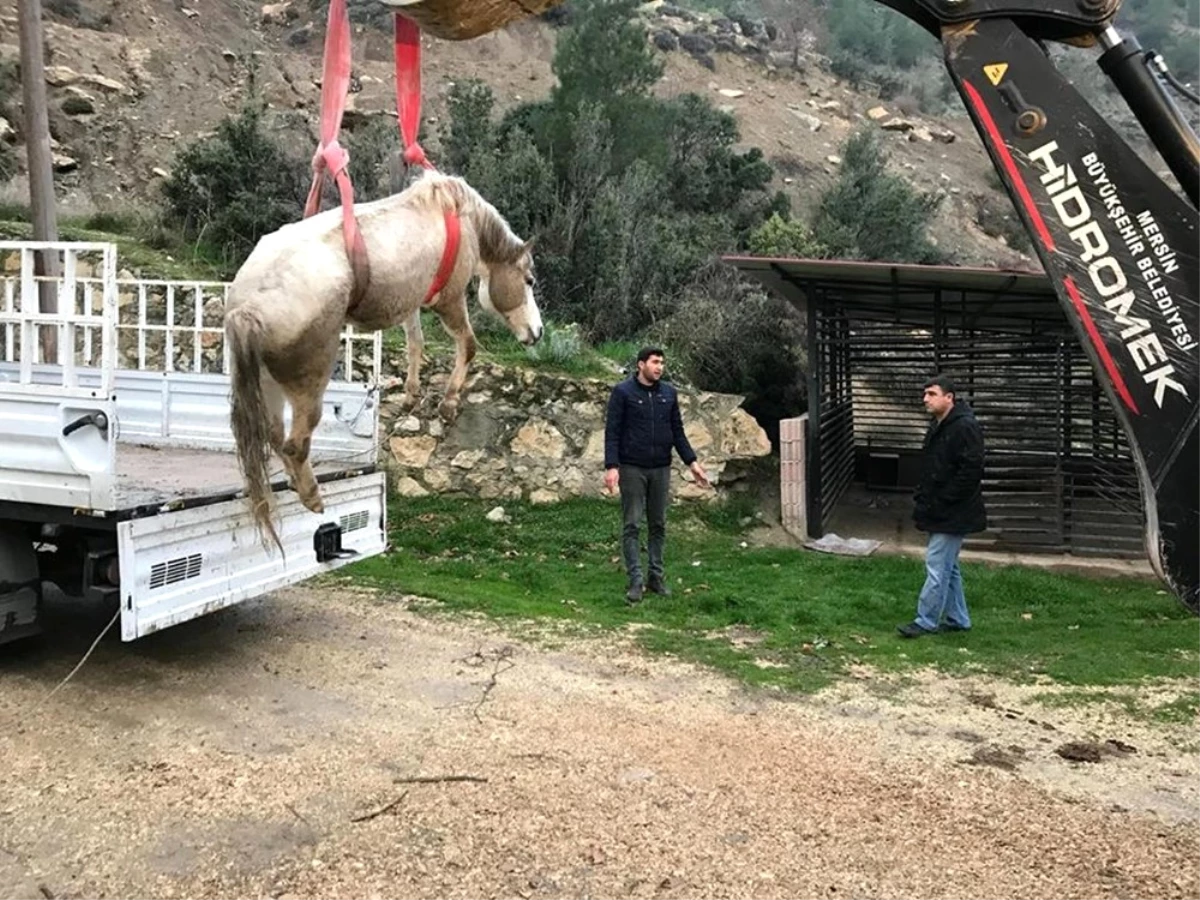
[478,238,543,346]
[458,186,543,347]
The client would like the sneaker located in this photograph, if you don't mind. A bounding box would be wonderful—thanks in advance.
[938,621,971,633]
[896,621,936,638]
[625,582,644,605]
[646,576,672,596]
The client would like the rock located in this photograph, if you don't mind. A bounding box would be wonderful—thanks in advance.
[261,2,295,25]
[181,7,199,17]
[424,467,450,492]
[866,105,889,121]
[908,127,934,143]
[394,476,429,498]
[510,419,567,459]
[44,65,80,86]
[880,117,916,132]
[52,154,79,173]
[931,127,957,144]
[388,434,437,467]
[80,74,127,94]
[451,450,485,469]
[287,26,312,47]
[394,415,421,434]
[788,109,822,132]
[529,488,558,505]
[684,420,714,451]
[485,506,510,524]
[826,154,842,165]
[717,88,745,98]
[817,100,842,111]
[720,409,771,457]
[151,167,170,179]
[581,430,606,463]
[0,117,14,143]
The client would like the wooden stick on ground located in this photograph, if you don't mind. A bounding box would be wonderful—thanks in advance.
[350,790,409,824]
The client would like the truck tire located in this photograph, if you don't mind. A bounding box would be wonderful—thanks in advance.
[0,526,41,645]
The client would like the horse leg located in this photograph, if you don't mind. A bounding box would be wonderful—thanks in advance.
[279,386,326,514]
[435,296,476,424]
[398,308,425,413]
[262,372,294,483]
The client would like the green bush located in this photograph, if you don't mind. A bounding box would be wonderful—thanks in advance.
[161,104,307,272]
[747,212,828,259]
[525,321,585,365]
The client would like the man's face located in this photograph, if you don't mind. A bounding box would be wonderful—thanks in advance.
[923,385,954,418]
[638,354,665,383]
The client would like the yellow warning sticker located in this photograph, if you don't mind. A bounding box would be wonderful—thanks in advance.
[984,63,1009,86]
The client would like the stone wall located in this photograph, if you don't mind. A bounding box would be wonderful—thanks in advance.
[381,359,772,504]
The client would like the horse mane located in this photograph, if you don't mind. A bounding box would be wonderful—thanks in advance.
[400,171,527,265]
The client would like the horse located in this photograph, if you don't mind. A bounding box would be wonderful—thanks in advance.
[224,170,543,550]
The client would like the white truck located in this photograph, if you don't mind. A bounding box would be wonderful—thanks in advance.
[0,240,388,644]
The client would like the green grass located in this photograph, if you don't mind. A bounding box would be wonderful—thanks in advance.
[1032,686,1200,724]
[342,495,1200,697]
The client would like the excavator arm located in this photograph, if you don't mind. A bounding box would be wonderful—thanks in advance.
[879,0,1198,611]
[401,0,1199,610]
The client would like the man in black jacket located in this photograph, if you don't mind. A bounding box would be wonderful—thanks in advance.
[898,375,988,638]
[604,348,709,604]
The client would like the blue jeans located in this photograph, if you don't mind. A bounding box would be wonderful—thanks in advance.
[915,532,971,631]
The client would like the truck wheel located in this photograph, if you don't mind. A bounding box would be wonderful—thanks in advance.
[0,526,42,645]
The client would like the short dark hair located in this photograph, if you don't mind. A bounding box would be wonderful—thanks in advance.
[924,374,958,397]
[637,346,665,364]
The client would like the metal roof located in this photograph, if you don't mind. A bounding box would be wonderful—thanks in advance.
[725,255,1066,334]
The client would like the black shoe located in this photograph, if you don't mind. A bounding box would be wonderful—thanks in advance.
[646,576,672,596]
[938,621,971,633]
[626,582,644,604]
[896,621,936,638]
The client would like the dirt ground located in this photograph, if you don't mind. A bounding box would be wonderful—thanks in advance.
[1,587,1196,900]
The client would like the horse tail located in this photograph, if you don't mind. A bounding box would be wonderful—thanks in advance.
[225,305,282,554]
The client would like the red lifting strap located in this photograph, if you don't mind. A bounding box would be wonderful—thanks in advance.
[395,14,461,305]
[305,0,370,301]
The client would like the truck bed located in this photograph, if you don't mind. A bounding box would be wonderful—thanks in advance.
[114,444,372,513]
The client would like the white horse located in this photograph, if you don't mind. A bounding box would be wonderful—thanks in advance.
[224,171,543,548]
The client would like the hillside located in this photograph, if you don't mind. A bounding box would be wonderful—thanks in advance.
[0,0,1078,271]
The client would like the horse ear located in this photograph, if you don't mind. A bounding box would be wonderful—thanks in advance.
[522,236,537,255]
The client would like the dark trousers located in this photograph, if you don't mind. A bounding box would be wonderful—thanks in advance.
[619,464,670,585]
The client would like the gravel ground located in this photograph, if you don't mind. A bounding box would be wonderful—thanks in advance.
[1,587,1196,900]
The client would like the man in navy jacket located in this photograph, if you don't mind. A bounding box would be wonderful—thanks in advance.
[604,348,710,603]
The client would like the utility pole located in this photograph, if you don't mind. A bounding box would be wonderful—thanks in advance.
[17,0,59,363]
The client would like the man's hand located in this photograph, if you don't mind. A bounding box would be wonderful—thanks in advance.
[689,461,711,488]
[603,467,620,495]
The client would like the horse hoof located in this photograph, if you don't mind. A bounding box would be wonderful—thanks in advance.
[398,394,420,413]
[438,401,459,423]
[302,493,325,514]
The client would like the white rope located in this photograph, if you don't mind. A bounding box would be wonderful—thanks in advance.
[36,607,120,708]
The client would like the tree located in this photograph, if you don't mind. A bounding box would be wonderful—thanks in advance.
[813,129,944,263]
